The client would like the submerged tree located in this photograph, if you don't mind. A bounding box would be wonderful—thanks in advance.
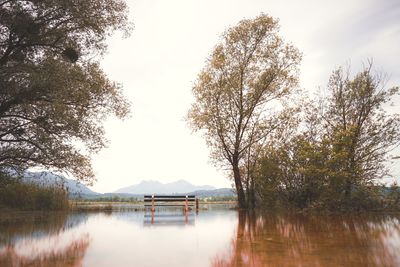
[187,14,301,208]
[255,62,400,210]
[0,0,131,183]
[321,63,400,203]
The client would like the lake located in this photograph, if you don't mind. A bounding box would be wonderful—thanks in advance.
[1,205,400,266]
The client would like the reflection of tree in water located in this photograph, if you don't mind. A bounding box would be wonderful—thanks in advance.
[212,211,400,267]
[0,234,89,267]
[0,212,89,245]
[0,211,92,266]
[0,212,69,245]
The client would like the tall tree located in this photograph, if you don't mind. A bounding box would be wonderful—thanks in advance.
[321,63,400,201]
[187,14,301,208]
[0,0,131,183]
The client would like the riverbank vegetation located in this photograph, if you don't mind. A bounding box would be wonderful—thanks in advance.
[188,13,400,211]
[0,175,68,210]
[73,196,140,203]
[254,65,400,212]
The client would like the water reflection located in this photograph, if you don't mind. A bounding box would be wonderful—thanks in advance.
[0,209,399,266]
[143,213,195,226]
[143,208,196,226]
[0,212,91,267]
[212,211,400,267]
[0,235,89,267]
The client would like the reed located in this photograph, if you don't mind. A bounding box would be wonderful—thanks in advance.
[0,179,69,211]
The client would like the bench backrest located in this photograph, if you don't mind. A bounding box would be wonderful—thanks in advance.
[144,195,196,206]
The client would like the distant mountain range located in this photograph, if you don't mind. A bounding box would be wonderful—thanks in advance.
[21,171,98,196]
[114,180,215,194]
[16,171,235,198]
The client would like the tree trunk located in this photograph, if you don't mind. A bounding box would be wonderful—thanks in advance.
[249,175,256,208]
[345,177,352,203]
[233,162,247,209]
[345,155,356,203]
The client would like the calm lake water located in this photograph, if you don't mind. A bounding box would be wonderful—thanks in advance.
[1,206,400,267]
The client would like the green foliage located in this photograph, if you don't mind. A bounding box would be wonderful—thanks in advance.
[201,196,237,202]
[382,183,400,210]
[0,0,131,183]
[255,136,328,209]
[255,63,400,212]
[76,196,140,203]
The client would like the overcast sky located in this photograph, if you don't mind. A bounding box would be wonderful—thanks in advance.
[89,0,400,193]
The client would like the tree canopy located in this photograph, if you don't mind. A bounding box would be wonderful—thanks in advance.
[187,14,301,208]
[0,0,131,183]
[255,63,400,211]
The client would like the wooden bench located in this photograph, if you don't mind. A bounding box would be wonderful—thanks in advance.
[144,195,198,212]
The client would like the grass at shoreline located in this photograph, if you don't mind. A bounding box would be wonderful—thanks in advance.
[0,180,69,211]
[69,200,238,212]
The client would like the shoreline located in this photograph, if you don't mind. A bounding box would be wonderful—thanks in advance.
[0,201,238,213]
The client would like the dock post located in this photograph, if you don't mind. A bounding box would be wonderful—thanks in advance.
[185,195,188,224]
[151,194,155,224]
[196,198,199,213]
[185,195,188,213]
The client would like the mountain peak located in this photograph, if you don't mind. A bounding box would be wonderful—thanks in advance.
[139,180,161,184]
[169,179,191,185]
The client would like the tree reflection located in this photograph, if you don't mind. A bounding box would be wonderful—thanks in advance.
[212,211,400,267]
[0,211,91,267]
[0,211,89,245]
[0,212,69,244]
[0,234,89,267]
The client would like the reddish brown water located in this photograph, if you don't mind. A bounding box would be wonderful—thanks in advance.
[0,208,399,266]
